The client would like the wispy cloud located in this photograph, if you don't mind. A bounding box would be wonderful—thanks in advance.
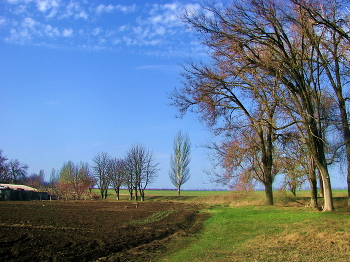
[96,4,136,14]
[1,1,209,56]
[136,65,166,70]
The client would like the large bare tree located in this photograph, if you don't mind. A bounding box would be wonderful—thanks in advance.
[57,161,95,200]
[172,0,339,210]
[169,131,191,195]
[291,0,350,197]
[92,152,111,199]
[125,144,158,201]
[171,33,284,205]
[0,150,9,183]
[108,157,126,200]
[6,159,28,184]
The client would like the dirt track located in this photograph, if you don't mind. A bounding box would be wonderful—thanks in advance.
[0,200,204,261]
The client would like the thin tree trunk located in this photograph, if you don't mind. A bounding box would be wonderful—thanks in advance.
[337,98,350,197]
[115,187,120,200]
[134,187,138,201]
[318,171,324,197]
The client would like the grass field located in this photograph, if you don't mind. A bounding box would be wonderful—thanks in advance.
[160,205,350,261]
[90,188,350,261]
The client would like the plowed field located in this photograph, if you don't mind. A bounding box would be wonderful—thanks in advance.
[0,201,204,261]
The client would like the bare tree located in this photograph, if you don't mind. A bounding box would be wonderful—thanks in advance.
[92,152,110,199]
[6,159,28,184]
[173,0,336,210]
[56,162,94,200]
[291,0,350,197]
[169,131,191,195]
[171,32,284,205]
[108,157,126,200]
[0,150,9,183]
[125,144,159,201]
[26,170,47,190]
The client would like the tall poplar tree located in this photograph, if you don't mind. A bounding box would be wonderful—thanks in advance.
[169,131,191,195]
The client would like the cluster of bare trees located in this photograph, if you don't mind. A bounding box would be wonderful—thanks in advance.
[0,143,159,201]
[93,144,159,201]
[50,162,95,200]
[0,150,29,185]
[172,0,350,210]
[49,144,158,201]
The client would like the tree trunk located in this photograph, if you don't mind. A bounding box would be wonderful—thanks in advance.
[115,187,120,200]
[128,188,133,200]
[309,176,318,208]
[308,156,318,208]
[318,164,334,211]
[318,171,324,197]
[291,187,296,197]
[178,186,181,196]
[134,187,138,201]
[337,97,350,197]
[264,180,274,205]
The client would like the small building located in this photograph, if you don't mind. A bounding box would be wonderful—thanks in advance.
[0,184,50,201]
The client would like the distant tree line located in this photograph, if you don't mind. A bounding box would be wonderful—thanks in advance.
[0,144,159,201]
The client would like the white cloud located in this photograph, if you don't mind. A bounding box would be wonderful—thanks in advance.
[92,27,102,36]
[96,4,136,14]
[37,0,49,12]
[75,10,88,20]
[163,3,180,11]
[136,65,165,70]
[62,28,73,37]
[44,24,60,37]
[22,17,36,28]
[5,28,32,43]
[1,1,204,56]
[36,0,60,13]
[0,17,7,26]
[60,1,84,19]
[96,4,114,14]
[117,4,136,13]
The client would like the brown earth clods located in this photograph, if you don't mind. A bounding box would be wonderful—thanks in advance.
[0,200,205,262]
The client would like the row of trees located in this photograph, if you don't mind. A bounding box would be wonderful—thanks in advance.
[0,132,193,200]
[92,145,159,201]
[0,144,161,201]
[38,144,160,201]
[171,0,350,211]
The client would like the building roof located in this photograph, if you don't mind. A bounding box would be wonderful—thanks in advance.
[0,184,38,192]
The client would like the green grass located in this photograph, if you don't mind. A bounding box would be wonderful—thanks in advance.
[91,188,232,202]
[159,205,350,261]
[89,188,350,261]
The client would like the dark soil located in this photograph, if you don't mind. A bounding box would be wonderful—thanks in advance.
[0,200,205,261]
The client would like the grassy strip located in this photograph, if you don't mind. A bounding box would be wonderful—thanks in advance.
[159,206,350,261]
[94,189,348,199]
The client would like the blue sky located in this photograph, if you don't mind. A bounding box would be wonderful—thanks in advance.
[0,0,223,190]
[0,0,346,190]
